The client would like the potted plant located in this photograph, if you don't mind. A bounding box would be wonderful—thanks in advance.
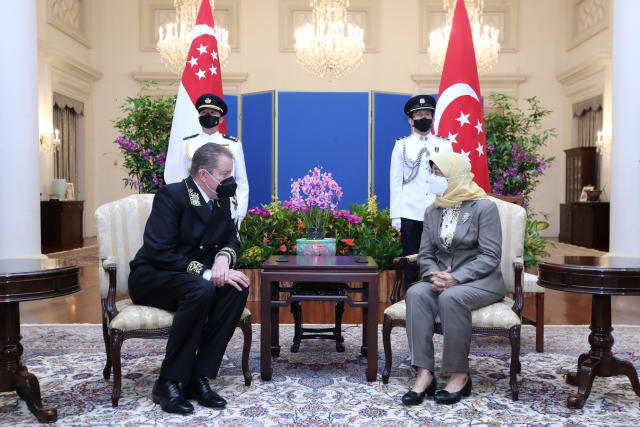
[485,93,557,268]
[113,82,175,193]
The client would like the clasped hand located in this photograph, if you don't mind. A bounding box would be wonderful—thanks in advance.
[210,256,250,291]
[429,266,457,292]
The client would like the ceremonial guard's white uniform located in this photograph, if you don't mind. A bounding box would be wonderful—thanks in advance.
[390,132,453,222]
[164,131,249,223]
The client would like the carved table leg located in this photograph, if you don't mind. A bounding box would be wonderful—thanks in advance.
[566,352,590,386]
[565,294,640,408]
[0,302,57,423]
[567,357,600,408]
[612,355,640,397]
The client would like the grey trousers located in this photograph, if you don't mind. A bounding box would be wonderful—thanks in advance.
[405,281,503,373]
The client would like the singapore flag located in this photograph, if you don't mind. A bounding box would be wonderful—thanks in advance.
[433,0,491,192]
[164,0,226,182]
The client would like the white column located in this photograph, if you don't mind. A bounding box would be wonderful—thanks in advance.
[610,0,640,257]
[0,0,41,258]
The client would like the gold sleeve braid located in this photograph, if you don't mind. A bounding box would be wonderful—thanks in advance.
[187,260,205,276]
[219,247,237,268]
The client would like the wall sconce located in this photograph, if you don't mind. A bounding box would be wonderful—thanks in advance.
[596,127,611,155]
[39,127,60,153]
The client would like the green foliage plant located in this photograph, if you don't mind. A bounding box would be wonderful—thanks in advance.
[484,93,557,268]
[113,82,176,193]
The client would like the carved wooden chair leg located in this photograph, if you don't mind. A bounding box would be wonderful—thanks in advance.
[110,330,124,407]
[101,311,112,380]
[335,301,345,352]
[290,302,302,353]
[240,316,252,386]
[382,315,394,384]
[536,293,544,353]
[509,326,521,401]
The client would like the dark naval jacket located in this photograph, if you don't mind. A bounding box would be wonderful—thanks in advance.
[129,176,240,280]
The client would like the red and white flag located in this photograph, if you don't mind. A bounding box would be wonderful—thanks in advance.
[433,0,490,192]
[165,0,226,167]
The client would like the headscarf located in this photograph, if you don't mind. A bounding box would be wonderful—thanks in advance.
[430,152,487,208]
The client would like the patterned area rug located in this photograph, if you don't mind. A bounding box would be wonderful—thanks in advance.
[1,325,640,426]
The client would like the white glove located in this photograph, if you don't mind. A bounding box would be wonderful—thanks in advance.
[391,218,401,232]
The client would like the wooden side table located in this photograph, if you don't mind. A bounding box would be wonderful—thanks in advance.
[538,256,640,408]
[0,258,81,423]
[260,255,379,382]
[41,200,84,253]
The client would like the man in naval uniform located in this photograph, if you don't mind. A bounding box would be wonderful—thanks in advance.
[164,93,249,227]
[390,94,453,288]
[129,143,250,415]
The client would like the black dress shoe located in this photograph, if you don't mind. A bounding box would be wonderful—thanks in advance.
[434,375,472,405]
[184,376,227,409]
[401,374,437,405]
[152,378,194,414]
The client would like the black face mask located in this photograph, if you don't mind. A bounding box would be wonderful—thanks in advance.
[215,177,237,198]
[199,114,220,129]
[413,117,432,133]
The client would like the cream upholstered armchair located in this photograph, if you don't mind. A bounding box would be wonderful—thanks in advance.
[382,196,526,400]
[95,194,252,407]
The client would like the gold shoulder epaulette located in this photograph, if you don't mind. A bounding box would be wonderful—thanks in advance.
[183,133,198,140]
[222,134,239,142]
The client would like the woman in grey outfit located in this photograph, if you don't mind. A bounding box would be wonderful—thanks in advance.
[401,152,505,406]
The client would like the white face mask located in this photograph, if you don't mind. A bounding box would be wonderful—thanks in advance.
[429,173,467,196]
[429,175,449,196]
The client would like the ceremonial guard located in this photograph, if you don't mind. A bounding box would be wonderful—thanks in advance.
[164,93,249,226]
[390,94,453,287]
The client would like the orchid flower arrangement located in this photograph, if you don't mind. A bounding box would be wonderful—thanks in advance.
[289,167,343,238]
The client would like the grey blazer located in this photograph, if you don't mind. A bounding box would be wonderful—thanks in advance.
[417,199,505,296]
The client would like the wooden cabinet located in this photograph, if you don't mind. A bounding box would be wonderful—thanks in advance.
[559,202,609,251]
[565,147,597,203]
[40,201,84,253]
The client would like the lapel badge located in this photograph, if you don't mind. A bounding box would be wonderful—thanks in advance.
[461,212,471,223]
[187,187,202,206]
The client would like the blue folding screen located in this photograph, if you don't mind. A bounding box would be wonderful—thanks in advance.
[240,91,274,208]
[224,94,238,137]
[372,92,412,209]
[276,92,369,208]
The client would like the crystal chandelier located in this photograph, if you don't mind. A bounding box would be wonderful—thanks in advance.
[294,0,365,79]
[428,0,500,75]
[157,0,230,74]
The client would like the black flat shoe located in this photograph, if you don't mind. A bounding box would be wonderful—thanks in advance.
[152,378,194,414]
[401,374,437,405]
[184,376,227,409]
[434,375,472,405]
